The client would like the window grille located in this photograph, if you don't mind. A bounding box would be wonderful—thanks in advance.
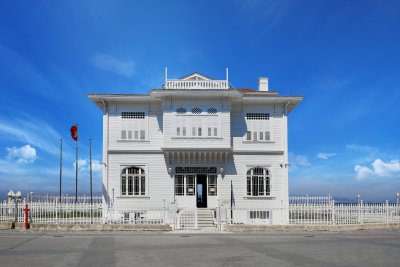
[176,167,217,174]
[186,175,195,196]
[176,107,186,114]
[121,112,145,119]
[246,113,269,120]
[175,175,184,196]
[121,166,146,196]
[207,108,217,114]
[246,131,270,141]
[246,167,271,196]
[192,107,202,114]
[249,211,269,220]
[208,175,217,196]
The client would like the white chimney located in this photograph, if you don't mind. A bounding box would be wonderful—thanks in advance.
[258,77,269,91]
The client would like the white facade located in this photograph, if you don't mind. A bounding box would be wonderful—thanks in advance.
[88,72,302,225]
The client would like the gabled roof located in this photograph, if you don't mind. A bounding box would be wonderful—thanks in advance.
[179,72,214,81]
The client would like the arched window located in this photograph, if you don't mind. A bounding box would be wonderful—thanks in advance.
[121,166,146,196]
[246,167,270,196]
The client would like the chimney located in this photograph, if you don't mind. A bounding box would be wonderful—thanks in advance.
[258,77,269,91]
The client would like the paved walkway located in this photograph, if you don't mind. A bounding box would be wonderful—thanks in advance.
[1,229,400,266]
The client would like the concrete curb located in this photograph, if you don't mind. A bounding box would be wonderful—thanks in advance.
[2,221,400,232]
[0,222,172,232]
[223,223,400,232]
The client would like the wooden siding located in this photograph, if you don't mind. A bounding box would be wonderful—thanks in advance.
[102,97,290,224]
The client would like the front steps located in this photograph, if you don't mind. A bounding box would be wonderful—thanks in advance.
[197,208,217,230]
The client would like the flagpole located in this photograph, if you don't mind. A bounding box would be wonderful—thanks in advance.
[75,125,78,203]
[89,138,92,205]
[59,139,62,203]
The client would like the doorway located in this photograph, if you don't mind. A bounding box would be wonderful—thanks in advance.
[196,174,207,208]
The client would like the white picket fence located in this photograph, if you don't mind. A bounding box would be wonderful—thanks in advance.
[176,209,197,230]
[28,194,102,204]
[1,195,400,228]
[0,201,103,224]
[289,200,400,225]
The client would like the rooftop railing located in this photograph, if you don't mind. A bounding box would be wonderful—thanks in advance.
[164,79,228,90]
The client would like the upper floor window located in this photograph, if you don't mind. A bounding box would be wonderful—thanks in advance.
[245,113,271,141]
[122,112,145,119]
[192,107,202,114]
[175,107,219,138]
[246,113,269,120]
[121,166,146,196]
[120,111,147,140]
[176,107,186,114]
[207,108,217,114]
[246,167,271,196]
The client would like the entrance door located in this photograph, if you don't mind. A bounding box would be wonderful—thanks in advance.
[196,174,207,208]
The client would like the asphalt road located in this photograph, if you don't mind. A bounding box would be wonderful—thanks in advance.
[0,229,400,267]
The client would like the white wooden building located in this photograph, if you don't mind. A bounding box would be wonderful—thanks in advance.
[88,71,302,225]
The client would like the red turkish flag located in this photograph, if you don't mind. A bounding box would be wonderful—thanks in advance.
[70,125,78,142]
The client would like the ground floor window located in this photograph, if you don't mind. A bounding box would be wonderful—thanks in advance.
[249,210,269,220]
[208,175,217,196]
[175,174,197,196]
[174,167,218,197]
[121,166,145,196]
[174,175,184,195]
[246,167,271,196]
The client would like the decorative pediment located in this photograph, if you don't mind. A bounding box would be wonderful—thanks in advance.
[164,71,228,90]
[179,72,213,81]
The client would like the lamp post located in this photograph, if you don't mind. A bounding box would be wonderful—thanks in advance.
[357,194,361,205]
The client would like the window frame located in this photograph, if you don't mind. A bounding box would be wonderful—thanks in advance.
[244,112,272,142]
[119,111,149,142]
[173,107,221,139]
[120,164,148,197]
[246,167,271,197]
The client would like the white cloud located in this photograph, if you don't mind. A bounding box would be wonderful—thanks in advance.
[354,165,374,181]
[73,158,102,175]
[316,152,337,160]
[346,144,375,153]
[92,53,135,77]
[0,115,60,156]
[354,159,400,181]
[289,152,310,170]
[6,145,37,163]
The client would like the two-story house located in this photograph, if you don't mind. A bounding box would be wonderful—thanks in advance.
[88,71,302,225]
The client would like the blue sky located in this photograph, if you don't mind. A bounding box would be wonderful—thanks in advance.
[0,0,399,201]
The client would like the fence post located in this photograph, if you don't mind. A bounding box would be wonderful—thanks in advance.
[386,200,389,223]
[14,195,18,223]
[195,209,198,229]
[331,200,335,225]
[56,198,58,223]
[360,200,364,224]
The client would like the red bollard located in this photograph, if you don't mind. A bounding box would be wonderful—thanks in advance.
[23,204,30,229]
